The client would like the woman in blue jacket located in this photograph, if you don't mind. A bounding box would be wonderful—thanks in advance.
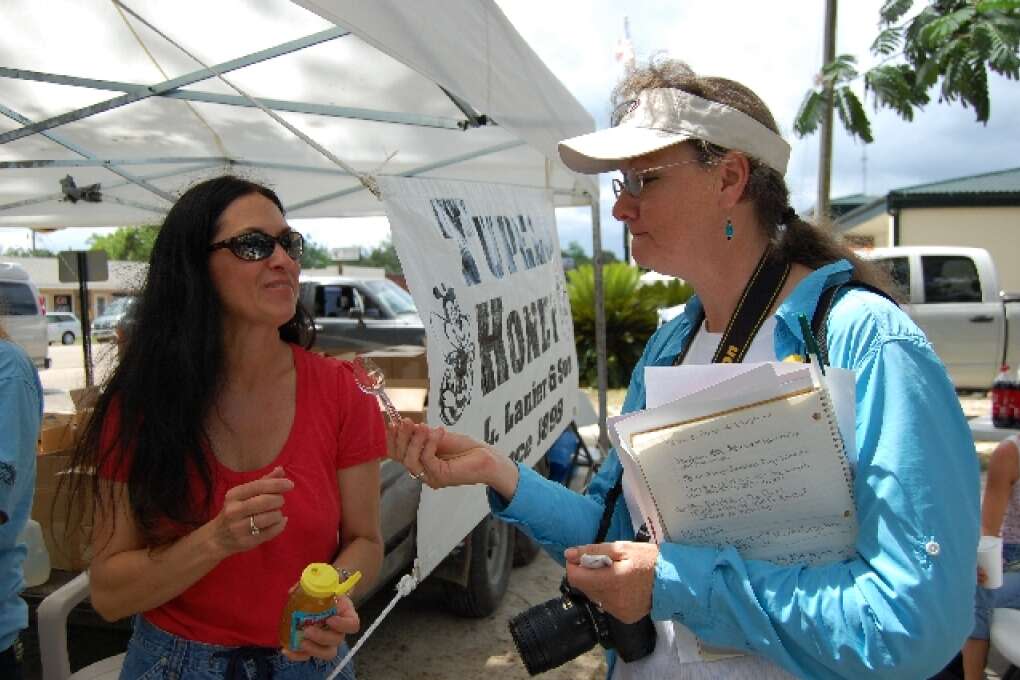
[390,57,979,680]
[0,320,44,679]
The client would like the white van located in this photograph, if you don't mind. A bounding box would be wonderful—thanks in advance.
[0,262,49,368]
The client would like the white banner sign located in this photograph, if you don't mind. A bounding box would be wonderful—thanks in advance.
[381,177,578,578]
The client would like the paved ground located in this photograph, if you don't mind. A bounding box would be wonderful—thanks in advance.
[27,346,1013,678]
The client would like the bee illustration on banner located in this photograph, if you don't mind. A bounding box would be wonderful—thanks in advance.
[432,284,476,425]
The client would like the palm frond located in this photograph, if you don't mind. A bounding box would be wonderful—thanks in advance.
[793,90,825,137]
[981,18,1020,77]
[821,54,860,85]
[865,65,916,119]
[872,26,904,55]
[921,6,978,47]
[834,87,874,143]
[881,0,916,24]
[975,0,1020,15]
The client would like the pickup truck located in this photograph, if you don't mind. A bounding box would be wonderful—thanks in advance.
[858,246,1020,391]
[655,246,1019,391]
[299,275,426,354]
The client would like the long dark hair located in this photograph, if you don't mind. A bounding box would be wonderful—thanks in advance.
[613,57,896,295]
[68,175,314,547]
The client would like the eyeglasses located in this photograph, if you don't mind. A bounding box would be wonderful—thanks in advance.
[611,160,704,199]
[208,230,304,262]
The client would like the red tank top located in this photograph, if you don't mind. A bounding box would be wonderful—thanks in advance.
[99,345,386,646]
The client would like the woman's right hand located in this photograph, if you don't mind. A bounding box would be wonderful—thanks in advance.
[387,419,519,499]
[211,465,294,556]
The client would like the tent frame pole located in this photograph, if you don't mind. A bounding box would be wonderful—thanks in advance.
[0,103,176,202]
[0,67,467,131]
[0,26,351,146]
[589,193,609,454]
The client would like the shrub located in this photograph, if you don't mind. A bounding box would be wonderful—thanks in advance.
[566,264,692,388]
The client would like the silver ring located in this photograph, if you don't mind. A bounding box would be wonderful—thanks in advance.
[249,515,260,536]
[408,471,426,481]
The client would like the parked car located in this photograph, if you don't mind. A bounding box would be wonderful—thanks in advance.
[90,296,137,343]
[859,246,1020,391]
[0,261,48,368]
[46,311,81,345]
[299,276,426,353]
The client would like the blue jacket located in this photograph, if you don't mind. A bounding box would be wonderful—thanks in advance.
[492,260,979,679]
[0,340,43,653]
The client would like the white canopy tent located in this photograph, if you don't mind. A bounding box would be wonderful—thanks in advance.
[7,3,621,672]
[1,0,613,444]
[2,0,616,575]
[0,0,598,226]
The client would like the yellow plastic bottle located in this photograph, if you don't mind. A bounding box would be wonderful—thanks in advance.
[279,562,362,651]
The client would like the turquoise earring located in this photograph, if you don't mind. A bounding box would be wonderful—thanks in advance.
[725,218,734,240]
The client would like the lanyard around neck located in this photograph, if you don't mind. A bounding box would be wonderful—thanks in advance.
[673,246,791,366]
[600,247,791,539]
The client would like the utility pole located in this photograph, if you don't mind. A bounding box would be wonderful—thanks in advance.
[816,0,838,225]
[616,17,635,262]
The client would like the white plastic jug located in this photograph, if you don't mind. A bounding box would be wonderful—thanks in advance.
[17,518,51,587]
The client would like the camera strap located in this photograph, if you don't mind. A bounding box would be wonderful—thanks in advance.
[672,244,790,366]
[596,245,790,542]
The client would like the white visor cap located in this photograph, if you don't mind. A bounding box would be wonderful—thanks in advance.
[558,88,791,176]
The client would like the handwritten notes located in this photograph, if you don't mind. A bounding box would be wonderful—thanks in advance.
[611,364,857,566]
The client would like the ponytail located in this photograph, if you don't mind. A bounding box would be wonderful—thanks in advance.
[774,214,901,302]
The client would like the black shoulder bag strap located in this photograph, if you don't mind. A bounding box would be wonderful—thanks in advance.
[811,278,898,367]
[597,246,792,539]
[595,472,627,543]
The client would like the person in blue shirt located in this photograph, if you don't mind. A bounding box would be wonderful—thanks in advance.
[389,57,979,679]
[0,320,44,679]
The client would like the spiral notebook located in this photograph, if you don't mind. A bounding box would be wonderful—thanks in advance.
[610,363,857,566]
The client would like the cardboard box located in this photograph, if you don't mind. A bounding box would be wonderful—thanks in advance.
[69,386,99,430]
[69,386,99,411]
[38,413,75,454]
[385,387,428,424]
[32,451,93,571]
[361,346,428,388]
[321,349,358,361]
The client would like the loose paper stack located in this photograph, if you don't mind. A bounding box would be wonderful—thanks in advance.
[610,363,857,566]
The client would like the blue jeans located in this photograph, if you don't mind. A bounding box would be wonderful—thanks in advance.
[119,615,356,680]
[973,542,1020,640]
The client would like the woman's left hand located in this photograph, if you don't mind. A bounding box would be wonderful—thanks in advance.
[564,541,660,624]
[281,595,360,662]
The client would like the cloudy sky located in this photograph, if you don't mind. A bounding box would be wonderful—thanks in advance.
[505,0,1020,257]
[4,0,1018,258]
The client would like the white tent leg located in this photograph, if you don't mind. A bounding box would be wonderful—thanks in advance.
[589,194,609,454]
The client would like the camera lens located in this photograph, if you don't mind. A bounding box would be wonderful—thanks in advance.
[508,596,599,675]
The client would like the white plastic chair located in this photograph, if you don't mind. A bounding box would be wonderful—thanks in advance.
[991,608,1020,679]
[37,571,125,680]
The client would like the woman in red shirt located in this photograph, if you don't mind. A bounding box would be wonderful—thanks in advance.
[69,175,386,679]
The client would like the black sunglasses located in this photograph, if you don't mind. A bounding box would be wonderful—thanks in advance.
[208,230,304,262]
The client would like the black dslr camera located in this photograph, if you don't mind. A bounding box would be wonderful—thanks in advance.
[508,576,656,675]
